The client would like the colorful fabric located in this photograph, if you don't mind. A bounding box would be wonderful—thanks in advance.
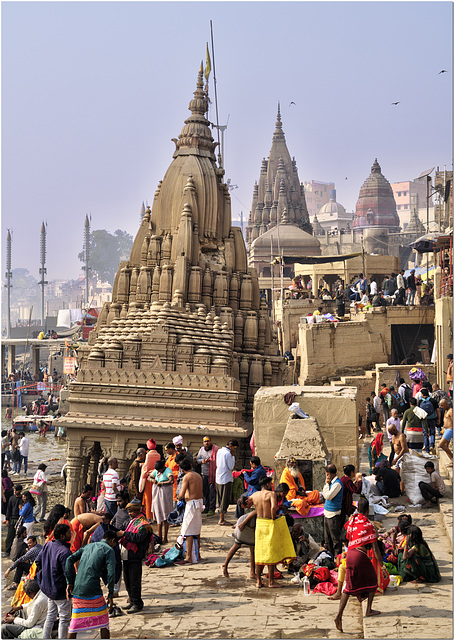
[292,505,325,518]
[70,517,84,553]
[208,444,219,484]
[368,548,390,594]
[10,562,37,608]
[371,432,384,457]
[69,594,109,633]
[180,498,203,537]
[345,513,377,549]
[254,516,296,566]
[120,514,151,554]
[165,454,179,501]
[344,547,378,597]
[290,491,321,516]
[397,543,441,583]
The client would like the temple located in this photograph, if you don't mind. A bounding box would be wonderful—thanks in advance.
[246,104,312,249]
[61,65,286,508]
[352,158,400,232]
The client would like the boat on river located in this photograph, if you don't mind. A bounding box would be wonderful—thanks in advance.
[13,415,55,432]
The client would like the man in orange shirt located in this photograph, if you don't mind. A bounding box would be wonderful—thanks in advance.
[279,457,320,516]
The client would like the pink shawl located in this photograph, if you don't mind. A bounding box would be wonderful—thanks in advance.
[208,445,219,484]
[139,450,161,493]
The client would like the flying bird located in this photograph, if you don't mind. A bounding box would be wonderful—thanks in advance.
[438,69,448,74]
[289,101,296,106]
[345,177,348,180]
[391,101,400,105]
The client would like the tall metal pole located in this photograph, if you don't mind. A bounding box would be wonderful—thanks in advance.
[5,229,12,339]
[84,215,91,307]
[426,176,431,281]
[39,222,47,331]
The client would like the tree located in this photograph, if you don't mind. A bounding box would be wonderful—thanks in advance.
[78,229,133,285]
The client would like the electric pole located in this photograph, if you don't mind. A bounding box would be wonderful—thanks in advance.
[5,229,12,339]
[83,215,91,307]
[39,222,48,331]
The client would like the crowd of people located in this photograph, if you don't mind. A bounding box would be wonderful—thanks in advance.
[1,407,449,638]
[288,271,436,310]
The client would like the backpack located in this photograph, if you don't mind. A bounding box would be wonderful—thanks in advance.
[420,398,436,420]
[402,384,412,405]
[395,393,408,413]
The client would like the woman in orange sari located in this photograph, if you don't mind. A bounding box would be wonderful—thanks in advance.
[139,438,161,519]
[164,442,180,502]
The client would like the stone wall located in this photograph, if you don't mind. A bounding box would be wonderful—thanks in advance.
[331,370,376,425]
[374,363,436,394]
[298,306,435,385]
[434,297,453,391]
[253,385,358,472]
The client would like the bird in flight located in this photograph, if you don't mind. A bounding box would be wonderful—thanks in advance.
[391,101,400,105]
[289,101,296,106]
[438,69,448,74]
[345,177,348,180]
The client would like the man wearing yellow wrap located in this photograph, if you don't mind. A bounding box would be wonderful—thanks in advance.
[252,476,296,588]
[279,457,320,515]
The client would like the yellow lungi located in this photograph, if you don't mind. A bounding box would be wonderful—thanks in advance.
[254,516,296,566]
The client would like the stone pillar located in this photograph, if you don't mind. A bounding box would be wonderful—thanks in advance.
[31,346,39,378]
[1,344,6,377]
[65,454,83,511]
[7,344,16,376]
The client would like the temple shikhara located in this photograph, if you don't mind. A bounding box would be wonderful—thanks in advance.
[61,66,286,507]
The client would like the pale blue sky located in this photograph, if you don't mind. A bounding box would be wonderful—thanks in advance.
[2,1,452,281]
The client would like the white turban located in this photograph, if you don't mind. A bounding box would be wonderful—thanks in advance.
[173,435,183,446]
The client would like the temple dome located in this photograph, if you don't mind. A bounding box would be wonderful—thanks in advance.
[251,221,321,256]
[352,158,400,231]
[318,196,347,219]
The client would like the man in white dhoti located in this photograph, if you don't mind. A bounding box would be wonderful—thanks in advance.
[178,459,203,563]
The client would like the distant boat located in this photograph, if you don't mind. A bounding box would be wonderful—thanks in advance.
[13,415,55,432]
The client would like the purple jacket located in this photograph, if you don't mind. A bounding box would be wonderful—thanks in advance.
[35,539,72,600]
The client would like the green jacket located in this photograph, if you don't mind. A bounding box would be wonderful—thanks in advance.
[65,540,116,599]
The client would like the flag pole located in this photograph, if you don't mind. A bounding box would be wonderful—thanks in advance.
[210,20,222,165]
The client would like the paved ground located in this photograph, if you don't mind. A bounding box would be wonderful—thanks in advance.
[1,437,452,639]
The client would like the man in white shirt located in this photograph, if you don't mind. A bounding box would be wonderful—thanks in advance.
[369,278,378,296]
[102,458,120,517]
[215,439,239,526]
[18,432,29,476]
[1,578,48,638]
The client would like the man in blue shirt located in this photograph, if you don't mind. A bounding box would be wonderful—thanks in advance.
[35,523,72,639]
[235,457,267,518]
[66,530,117,639]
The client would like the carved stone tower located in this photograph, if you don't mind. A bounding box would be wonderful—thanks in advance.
[246,104,312,249]
[62,65,285,508]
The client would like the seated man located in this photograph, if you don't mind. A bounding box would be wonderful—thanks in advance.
[1,579,48,639]
[418,461,445,507]
[375,461,401,498]
[279,457,320,515]
[4,536,43,591]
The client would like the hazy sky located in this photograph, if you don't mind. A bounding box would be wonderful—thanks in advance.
[2,1,452,281]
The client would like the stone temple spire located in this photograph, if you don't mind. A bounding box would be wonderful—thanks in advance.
[172,64,217,159]
[246,106,311,248]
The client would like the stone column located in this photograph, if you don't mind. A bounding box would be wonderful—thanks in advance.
[7,345,16,376]
[2,344,6,377]
[65,455,83,511]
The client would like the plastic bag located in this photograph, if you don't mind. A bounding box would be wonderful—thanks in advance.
[288,403,309,419]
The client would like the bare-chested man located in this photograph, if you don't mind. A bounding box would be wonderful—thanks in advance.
[439,398,453,465]
[388,425,409,466]
[73,484,93,518]
[178,459,204,563]
[252,476,296,588]
[70,512,112,552]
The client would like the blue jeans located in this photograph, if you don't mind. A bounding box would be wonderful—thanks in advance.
[18,455,28,473]
[104,498,118,517]
[423,420,436,453]
[407,289,416,305]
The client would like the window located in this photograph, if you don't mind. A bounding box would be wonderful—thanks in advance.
[404,191,408,196]
[398,192,402,197]
[397,205,401,210]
